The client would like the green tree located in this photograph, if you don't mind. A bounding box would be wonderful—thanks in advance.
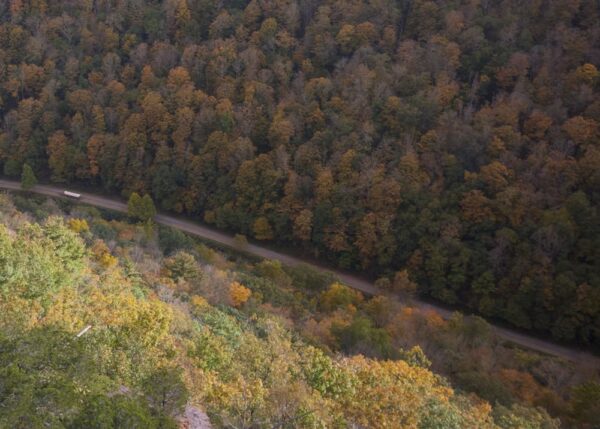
[233,233,249,250]
[128,193,157,222]
[142,194,157,220]
[127,192,143,220]
[300,346,355,399]
[0,328,94,428]
[332,316,393,358]
[417,398,467,429]
[163,251,201,282]
[142,367,188,422]
[254,260,292,287]
[0,219,86,301]
[71,395,160,429]
[320,283,364,312]
[253,216,274,240]
[399,346,431,368]
[20,163,37,190]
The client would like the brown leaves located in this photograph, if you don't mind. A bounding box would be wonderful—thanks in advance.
[461,190,495,223]
[562,116,598,146]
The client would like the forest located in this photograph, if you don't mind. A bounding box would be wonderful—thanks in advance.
[0,0,599,350]
[4,191,598,428]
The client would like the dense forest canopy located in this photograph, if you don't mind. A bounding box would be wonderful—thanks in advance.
[0,0,599,348]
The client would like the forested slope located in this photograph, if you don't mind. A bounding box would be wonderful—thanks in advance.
[0,192,574,428]
[0,0,599,348]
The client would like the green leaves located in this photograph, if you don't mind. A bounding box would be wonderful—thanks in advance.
[127,193,157,223]
[0,218,86,300]
[20,163,37,190]
[300,346,356,399]
[0,328,93,428]
[142,367,189,419]
[163,251,202,282]
[0,202,574,429]
[191,328,234,372]
[331,316,394,359]
[0,327,180,429]
[70,395,159,429]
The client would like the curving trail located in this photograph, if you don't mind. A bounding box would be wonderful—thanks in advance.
[1,179,598,366]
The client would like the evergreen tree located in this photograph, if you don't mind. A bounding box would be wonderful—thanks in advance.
[142,194,157,220]
[20,163,37,190]
[128,193,156,222]
[127,192,143,220]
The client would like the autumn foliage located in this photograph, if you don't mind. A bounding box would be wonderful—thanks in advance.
[2,193,591,427]
[228,281,252,307]
[0,0,599,350]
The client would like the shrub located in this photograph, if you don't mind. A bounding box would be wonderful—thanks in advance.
[233,234,248,249]
[254,260,292,287]
[332,316,393,359]
[158,226,194,255]
[285,263,336,291]
[90,220,118,242]
[319,283,364,312]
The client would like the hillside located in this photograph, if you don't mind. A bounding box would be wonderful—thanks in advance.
[2,191,599,427]
[1,0,599,350]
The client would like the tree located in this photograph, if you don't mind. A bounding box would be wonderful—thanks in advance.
[355,212,378,268]
[479,161,511,193]
[163,251,201,282]
[72,395,160,429]
[336,24,357,54]
[253,216,274,241]
[68,218,89,233]
[332,316,393,358]
[233,234,249,250]
[47,131,71,182]
[235,155,282,215]
[398,346,431,368]
[128,193,156,223]
[228,281,252,307]
[524,110,552,140]
[1,217,86,301]
[562,116,598,146]
[300,346,355,399]
[472,271,496,316]
[254,259,293,288]
[128,192,143,220]
[320,283,364,312]
[392,270,417,297]
[460,190,495,223]
[363,295,394,328]
[293,209,313,242]
[142,194,157,220]
[142,367,188,421]
[20,163,37,190]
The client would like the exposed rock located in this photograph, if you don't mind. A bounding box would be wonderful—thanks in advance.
[178,405,212,429]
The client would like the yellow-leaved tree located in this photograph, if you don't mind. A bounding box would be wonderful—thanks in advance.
[229,281,252,307]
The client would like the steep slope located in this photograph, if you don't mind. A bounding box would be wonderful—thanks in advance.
[0,193,568,428]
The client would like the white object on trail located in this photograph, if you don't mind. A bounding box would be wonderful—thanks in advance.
[64,190,81,199]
